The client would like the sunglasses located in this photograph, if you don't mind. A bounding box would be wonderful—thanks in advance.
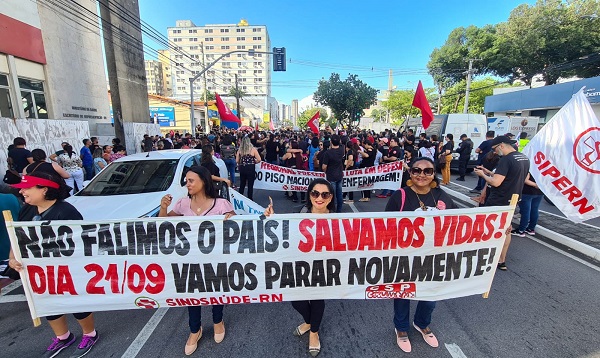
[410,167,435,176]
[310,190,333,200]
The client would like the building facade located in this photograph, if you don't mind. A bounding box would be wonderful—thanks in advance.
[158,49,172,97]
[0,0,110,131]
[291,99,299,126]
[166,19,271,100]
[145,60,164,96]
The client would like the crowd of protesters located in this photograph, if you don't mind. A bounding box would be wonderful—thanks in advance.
[0,123,539,357]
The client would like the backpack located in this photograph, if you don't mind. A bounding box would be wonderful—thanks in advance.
[221,145,236,160]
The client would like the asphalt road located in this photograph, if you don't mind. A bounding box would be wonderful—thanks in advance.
[1,184,599,358]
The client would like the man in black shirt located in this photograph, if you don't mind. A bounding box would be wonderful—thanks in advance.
[404,129,416,156]
[377,137,402,198]
[474,135,530,271]
[455,134,473,181]
[7,137,33,173]
[322,134,345,213]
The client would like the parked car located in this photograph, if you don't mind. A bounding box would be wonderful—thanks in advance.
[67,149,227,220]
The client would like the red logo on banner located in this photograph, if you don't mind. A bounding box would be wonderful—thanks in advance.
[135,297,159,309]
[365,283,416,299]
[573,127,600,174]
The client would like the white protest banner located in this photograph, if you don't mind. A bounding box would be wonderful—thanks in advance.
[522,88,600,222]
[6,205,514,319]
[229,189,265,215]
[254,161,403,193]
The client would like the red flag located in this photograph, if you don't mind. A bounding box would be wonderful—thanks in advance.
[411,81,434,129]
[255,121,259,131]
[215,93,241,124]
[269,118,275,131]
[307,111,320,134]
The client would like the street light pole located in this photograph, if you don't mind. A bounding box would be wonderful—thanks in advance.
[190,49,274,136]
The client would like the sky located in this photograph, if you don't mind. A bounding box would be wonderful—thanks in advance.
[139,0,535,106]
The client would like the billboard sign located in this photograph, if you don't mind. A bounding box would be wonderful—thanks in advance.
[149,106,175,127]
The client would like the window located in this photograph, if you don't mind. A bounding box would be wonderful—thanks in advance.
[221,37,229,41]
[237,62,243,66]
[206,46,214,50]
[175,55,183,59]
[236,28,245,33]
[205,37,213,41]
[238,70,246,74]
[254,78,263,82]
[254,70,263,74]
[205,29,213,33]
[173,29,181,34]
[253,37,262,41]
[221,45,230,50]
[253,45,262,49]
[189,46,199,50]
[173,38,182,42]
[19,77,47,119]
[0,74,14,118]
[253,28,261,33]
[237,37,245,41]
[222,62,231,67]
[220,29,229,33]
[237,45,245,49]
[189,29,197,33]
[237,53,244,58]
[242,86,247,90]
[190,38,198,42]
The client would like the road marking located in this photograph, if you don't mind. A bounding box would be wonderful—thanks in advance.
[445,343,468,358]
[1,280,22,296]
[527,236,600,272]
[121,308,169,358]
[0,294,26,303]
[348,202,359,213]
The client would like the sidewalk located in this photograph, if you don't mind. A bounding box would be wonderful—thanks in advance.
[442,182,600,262]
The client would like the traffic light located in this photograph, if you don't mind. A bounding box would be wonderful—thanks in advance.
[273,47,286,72]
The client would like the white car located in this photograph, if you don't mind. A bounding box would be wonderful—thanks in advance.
[67,149,228,220]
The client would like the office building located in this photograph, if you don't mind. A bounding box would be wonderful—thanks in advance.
[145,60,164,96]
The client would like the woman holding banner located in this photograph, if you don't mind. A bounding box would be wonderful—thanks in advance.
[8,172,100,358]
[384,157,456,353]
[267,178,334,356]
[159,165,237,355]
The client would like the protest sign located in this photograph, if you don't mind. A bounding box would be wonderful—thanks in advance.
[229,189,265,215]
[253,162,403,193]
[523,88,600,222]
[5,205,514,320]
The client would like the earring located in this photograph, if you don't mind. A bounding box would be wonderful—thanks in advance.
[406,179,413,187]
[430,181,438,189]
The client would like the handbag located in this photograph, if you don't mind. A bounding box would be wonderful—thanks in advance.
[3,169,21,184]
[437,154,446,170]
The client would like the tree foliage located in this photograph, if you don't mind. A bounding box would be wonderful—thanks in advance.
[297,107,328,130]
[428,0,600,87]
[313,73,378,129]
[438,77,515,114]
[369,108,386,122]
[382,88,435,127]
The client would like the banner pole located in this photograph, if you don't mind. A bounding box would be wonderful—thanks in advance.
[3,210,41,326]
[482,194,519,299]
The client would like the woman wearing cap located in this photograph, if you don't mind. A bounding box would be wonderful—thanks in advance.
[384,157,456,353]
[8,172,99,357]
[265,178,333,356]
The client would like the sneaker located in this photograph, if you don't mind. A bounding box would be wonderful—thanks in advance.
[456,177,465,181]
[376,194,387,199]
[69,332,99,358]
[386,193,392,197]
[43,332,76,358]
[525,229,536,236]
[497,262,507,271]
[511,230,525,237]
[343,199,354,204]
[394,329,411,353]
[413,322,439,348]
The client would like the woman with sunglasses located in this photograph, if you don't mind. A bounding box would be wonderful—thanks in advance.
[384,157,456,353]
[267,178,334,356]
[8,172,100,357]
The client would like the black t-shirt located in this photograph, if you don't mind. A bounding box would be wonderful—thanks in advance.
[201,161,221,177]
[379,145,389,157]
[322,146,345,182]
[360,147,376,168]
[404,135,416,153]
[25,162,61,178]
[18,201,83,221]
[484,151,530,206]
[385,187,457,212]
[477,139,492,162]
[265,141,279,161]
[8,147,32,172]
[442,141,454,155]
[386,146,402,162]
[522,172,543,196]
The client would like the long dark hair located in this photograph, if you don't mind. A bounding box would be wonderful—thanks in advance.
[31,149,47,162]
[410,157,440,187]
[186,165,216,199]
[201,144,214,164]
[64,144,75,158]
[305,178,335,213]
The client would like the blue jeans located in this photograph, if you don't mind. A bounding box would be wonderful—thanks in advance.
[393,299,436,332]
[331,180,343,213]
[223,158,236,186]
[474,176,486,191]
[267,159,278,166]
[83,164,94,181]
[188,305,224,333]
[518,194,543,232]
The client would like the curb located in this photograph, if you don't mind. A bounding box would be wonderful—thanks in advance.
[442,186,600,262]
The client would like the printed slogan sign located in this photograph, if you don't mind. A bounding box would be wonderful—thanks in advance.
[253,162,404,193]
[6,206,514,319]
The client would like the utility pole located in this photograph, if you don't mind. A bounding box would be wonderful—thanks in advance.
[234,73,241,119]
[463,59,480,114]
[387,69,393,123]
[200,42,208,133]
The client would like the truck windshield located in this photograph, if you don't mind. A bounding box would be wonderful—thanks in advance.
[76,159,179,196]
